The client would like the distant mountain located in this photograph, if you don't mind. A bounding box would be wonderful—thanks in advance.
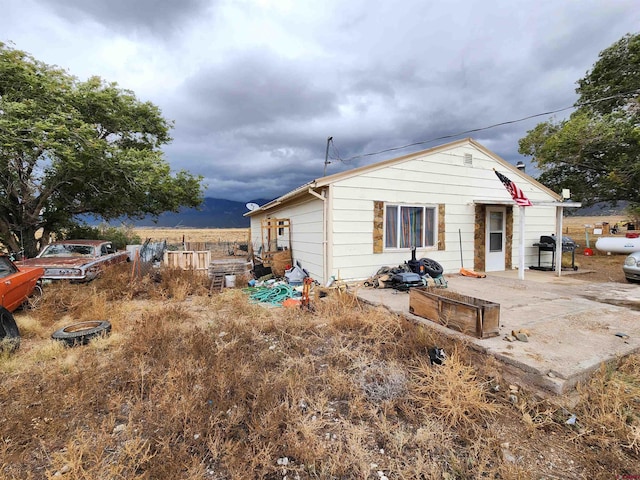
[566,201,629,217]
[137,197,272,228]
[86,198,272,228]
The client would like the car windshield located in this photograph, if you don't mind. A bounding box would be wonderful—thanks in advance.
[41,244,95,257]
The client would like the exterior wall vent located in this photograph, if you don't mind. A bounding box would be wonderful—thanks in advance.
[463,153,473,166]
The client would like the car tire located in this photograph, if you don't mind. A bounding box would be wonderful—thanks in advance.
[51,320,112,347]
[0,306,20,352]
[419,258,444,277]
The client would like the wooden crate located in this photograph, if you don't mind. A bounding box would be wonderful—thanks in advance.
[409,287,500,339]
[163,251,211,272]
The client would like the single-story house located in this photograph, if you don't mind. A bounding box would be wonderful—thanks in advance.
[246,138,579,284]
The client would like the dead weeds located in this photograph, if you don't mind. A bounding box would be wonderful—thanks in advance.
[1,265,639,478]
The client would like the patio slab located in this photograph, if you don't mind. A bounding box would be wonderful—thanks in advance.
[356,269,640,395]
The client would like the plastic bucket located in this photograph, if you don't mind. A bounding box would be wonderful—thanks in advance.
[224,275,236,288]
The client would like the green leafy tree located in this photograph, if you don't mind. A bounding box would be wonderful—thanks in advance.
[62,224,142,250]
[519,33,640,206]
[0,43,204,257]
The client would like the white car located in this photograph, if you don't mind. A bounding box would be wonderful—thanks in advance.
[623,251,640,283]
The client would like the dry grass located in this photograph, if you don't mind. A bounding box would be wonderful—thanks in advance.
[132,227,249,245]
[1,263,640,478]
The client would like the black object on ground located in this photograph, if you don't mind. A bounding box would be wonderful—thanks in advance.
[428,347,446,365]
[0,306,20,352]
[407,246,443,277]
[252,264,272,279]
[389,272,423,291]
[52,320,112,346]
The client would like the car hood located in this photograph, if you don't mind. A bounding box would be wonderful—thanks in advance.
[17,257,97,268]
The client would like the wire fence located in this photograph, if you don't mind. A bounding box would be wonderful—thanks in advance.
[131,240,167,279]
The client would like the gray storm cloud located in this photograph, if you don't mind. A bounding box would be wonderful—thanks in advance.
[2,0,640,200]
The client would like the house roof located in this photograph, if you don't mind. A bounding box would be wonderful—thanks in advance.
[245,137,562,216]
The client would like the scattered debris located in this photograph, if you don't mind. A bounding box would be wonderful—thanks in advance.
[566,414,577,425]
[112,424,126,435]
[510,329,531,342]
[282,298,302,308]
[284,265,307,285]
[500,442,517,463]
[428,347,446,365]
[615,332,630,339]
[363,251,446,291]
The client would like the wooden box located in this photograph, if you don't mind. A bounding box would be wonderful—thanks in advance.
[409,287,500,339]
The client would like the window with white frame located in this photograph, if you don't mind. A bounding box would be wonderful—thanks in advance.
[384,204,436,249]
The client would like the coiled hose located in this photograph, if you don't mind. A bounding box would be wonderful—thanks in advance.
[243,285,297,306]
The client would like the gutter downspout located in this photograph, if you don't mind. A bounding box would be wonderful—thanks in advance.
[307,187,329,284]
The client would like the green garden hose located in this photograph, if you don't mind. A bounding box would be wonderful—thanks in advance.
[243,284,297,306]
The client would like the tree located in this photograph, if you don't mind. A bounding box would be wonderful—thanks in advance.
[0,43,204,257]
[518,33,640,207]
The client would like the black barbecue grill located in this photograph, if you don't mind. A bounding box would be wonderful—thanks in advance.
[531,235,578,271]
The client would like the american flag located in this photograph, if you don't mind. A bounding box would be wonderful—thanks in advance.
[494,170,532,207]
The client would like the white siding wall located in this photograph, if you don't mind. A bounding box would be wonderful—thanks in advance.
[249,216,263,253]
[249,197,325,280]
[330,145,558,281]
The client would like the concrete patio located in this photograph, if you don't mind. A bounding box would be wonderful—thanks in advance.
[356,269,640,395]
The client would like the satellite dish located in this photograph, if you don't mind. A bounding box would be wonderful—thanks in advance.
[246,202,260,211]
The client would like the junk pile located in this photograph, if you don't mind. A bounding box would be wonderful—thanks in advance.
[244,263,322,308]
[364,247,446,291]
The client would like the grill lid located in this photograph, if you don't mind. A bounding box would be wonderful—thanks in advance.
[538,235,576,246]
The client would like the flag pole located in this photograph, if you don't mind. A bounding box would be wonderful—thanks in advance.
[493,168,531,280]
[519,205,525,280]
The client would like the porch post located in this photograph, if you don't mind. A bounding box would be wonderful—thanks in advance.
[519,205,525,280]
[555,206,564,277]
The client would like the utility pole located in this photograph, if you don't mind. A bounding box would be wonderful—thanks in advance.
[323,136,333,176]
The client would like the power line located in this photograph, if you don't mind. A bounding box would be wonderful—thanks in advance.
[332,89,640,164]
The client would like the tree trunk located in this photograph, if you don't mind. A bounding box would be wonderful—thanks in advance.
[0,221,19,254]
[20,227,42,259]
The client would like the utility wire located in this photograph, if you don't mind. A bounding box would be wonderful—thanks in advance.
[333,89,640,163]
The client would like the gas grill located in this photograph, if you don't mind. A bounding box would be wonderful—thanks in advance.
[531,235,578,271]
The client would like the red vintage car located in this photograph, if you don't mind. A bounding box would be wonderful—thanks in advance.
[17,240,129,282]
[1,255,44,350]
[0,254,44,313]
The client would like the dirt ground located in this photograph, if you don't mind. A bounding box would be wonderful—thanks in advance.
[561,215,632,284]
[564,252,627,283]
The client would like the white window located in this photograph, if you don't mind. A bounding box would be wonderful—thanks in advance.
[384,204,436,249]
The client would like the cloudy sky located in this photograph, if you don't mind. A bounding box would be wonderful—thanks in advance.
[2,0,639,203]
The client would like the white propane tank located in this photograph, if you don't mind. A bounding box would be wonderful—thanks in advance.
[595,236,640,254]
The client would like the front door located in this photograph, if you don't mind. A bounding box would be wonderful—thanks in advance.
[485,207,506,272]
